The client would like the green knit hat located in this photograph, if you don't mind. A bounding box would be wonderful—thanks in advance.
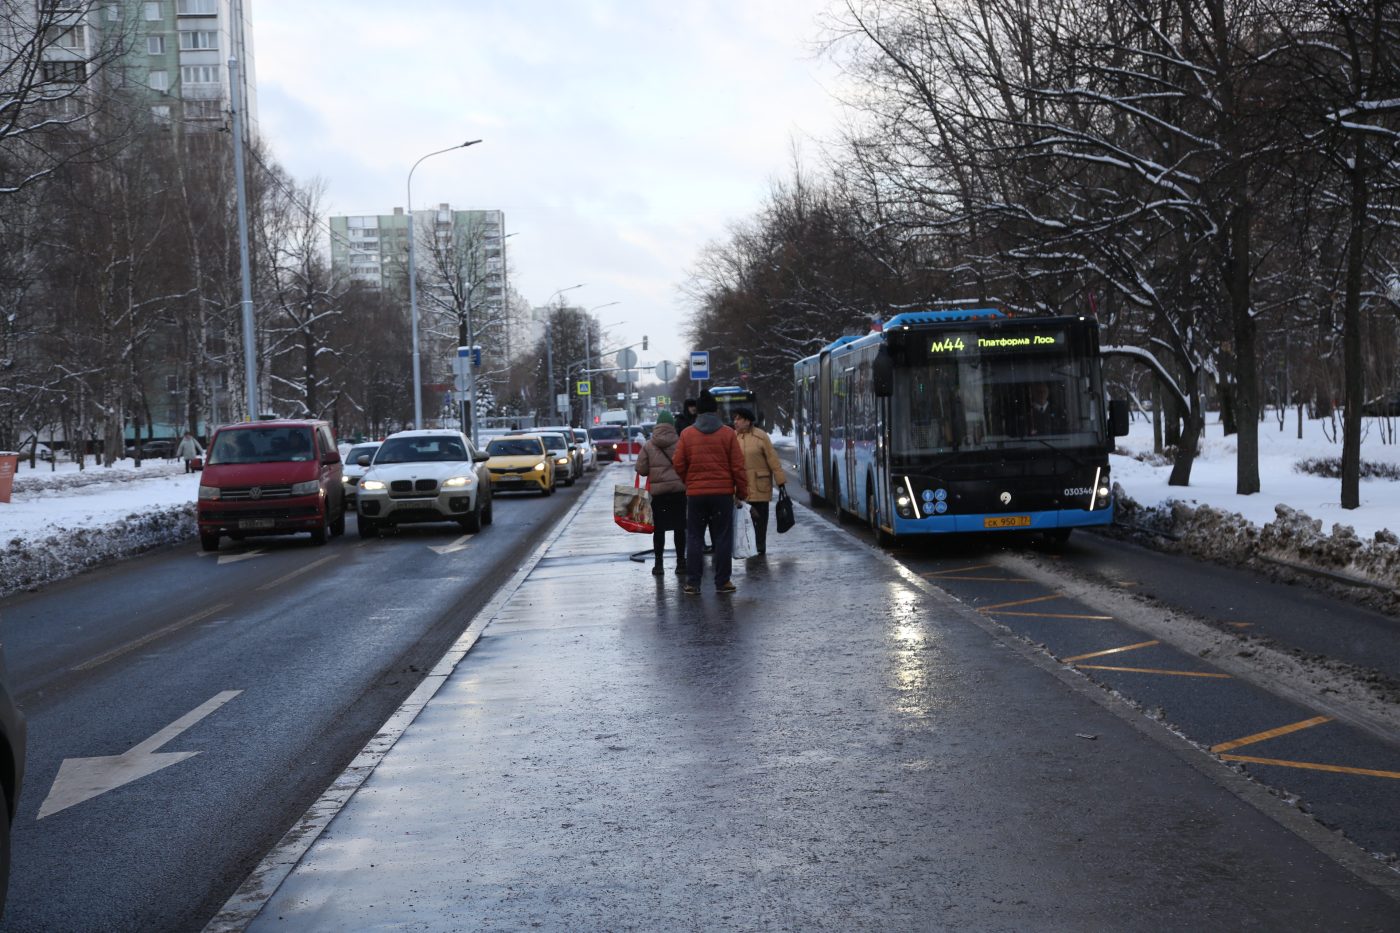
[656,410,675,425]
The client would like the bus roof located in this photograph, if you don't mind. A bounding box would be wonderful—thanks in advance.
[884,308,1005,327]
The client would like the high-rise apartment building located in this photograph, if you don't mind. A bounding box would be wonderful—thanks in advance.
[329,206,507,309]
[16,0,257,135]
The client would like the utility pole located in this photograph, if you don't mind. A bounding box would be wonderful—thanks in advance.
[229,56,257,419]
[545,316,554,425]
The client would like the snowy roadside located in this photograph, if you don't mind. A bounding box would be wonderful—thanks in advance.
[1,459,199,600]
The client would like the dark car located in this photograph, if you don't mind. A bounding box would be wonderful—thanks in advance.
[1362,392,1400,417]
[588,425,641,462]
[0,645,26,917]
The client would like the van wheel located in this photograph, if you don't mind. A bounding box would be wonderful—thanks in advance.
[330,502,346,537]
[200,531,220,552]
[310,512,329,545]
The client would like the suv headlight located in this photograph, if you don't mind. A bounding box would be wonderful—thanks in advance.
[198,485,220,500]
[291,479,321,496]
[361,479,386,491]
[443,475,473,488]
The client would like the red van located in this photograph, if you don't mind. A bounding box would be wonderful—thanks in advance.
[196,420,346,551]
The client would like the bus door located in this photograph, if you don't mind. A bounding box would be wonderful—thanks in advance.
[843,365,857,508]
[818,352,833,500]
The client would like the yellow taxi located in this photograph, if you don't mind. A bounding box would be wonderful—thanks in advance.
[484,434,555,495]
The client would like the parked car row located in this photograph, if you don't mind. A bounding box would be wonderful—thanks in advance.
[194,420,608,550]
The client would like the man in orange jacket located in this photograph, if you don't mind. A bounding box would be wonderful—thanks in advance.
[673,391,749,595]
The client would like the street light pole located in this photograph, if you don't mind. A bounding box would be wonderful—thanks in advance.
[581,302,619,425]
[229,56,257,419]
[407,139,481,428]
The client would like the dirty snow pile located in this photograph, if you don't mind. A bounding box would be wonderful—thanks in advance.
[1,459,197,599]
[1111,413,1400,600]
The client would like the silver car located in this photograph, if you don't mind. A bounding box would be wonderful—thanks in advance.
[538,432,577,486]
[356,430,493,537]
[340,441,381,506]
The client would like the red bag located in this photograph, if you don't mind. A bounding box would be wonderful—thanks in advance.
[191,457,203,471]
[613,474,654,534]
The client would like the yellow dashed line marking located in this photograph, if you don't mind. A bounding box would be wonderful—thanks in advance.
[1227,622,1255,629]
[1210,716,1332,753]
[1063,640,1160,663]
[977,594,1062,613]
[924,564,996,576]
[1076,664,1231,679]
[1219,755,1400,781]
[990,611,1116,620]
[925,575,1034,583]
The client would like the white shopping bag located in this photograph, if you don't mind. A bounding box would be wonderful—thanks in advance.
[732,501,758,559]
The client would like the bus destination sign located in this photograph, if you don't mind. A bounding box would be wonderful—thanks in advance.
[930,331,1064,354]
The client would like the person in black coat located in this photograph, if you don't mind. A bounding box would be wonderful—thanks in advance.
[1021,382,1067,437]
[674,398,698,434]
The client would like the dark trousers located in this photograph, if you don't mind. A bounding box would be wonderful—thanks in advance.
[184,459,195,473]
[652,528,685,563]
[685,495,734,587]
[749,500,770,554]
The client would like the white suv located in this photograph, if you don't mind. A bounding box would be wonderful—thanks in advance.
[537,432,577,486]
[356,430,493,538]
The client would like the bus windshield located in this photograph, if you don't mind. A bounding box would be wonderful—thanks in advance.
[891,347,1103,458]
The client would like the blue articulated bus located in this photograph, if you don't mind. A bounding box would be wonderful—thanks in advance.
[794,309,1129,545]
[705,385,761,427]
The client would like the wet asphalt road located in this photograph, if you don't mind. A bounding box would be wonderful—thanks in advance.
[251,476,1399,930]
[798,486,1400,864]
[0,476,591,932]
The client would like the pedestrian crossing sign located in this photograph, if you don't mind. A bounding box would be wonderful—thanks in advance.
[577,380,591,396]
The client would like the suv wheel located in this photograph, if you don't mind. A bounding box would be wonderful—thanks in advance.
[358,517,379,539]
[482,491,494,526]
[460,498,483,533]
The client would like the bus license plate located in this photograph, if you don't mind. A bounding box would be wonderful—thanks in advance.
[239,518,275,530]
[984,515,1031,529]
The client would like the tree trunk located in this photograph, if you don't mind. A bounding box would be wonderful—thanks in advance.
[1229,204,1260,495]
[1168,368,1203,486]
[1340,151,1366,510]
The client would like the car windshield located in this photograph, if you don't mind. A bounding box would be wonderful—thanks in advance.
[346,444,379,465]
[572,430,588,443]
[209,427,315,464]
[487,438,544,456]
[540,434,569,451]
[590,426,624,441]
[375,436,469,463]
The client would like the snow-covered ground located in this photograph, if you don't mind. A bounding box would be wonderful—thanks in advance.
[1,412,1398,599]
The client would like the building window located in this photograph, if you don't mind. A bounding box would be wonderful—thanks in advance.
[144,2,161,20]
[40,61,86,83]
[184,98,221,119]
[47,25,86,49]
[179,29,217,50]
[147,35,165,54]
[148,69,169,91]
[151,105,171,123]
[176,0,217,13]
[180,64,219,85]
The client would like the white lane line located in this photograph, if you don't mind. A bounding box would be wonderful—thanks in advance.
[71,603,232,673]
[256,554,338,592]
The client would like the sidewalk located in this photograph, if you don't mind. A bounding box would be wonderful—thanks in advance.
[222,468,1399,931]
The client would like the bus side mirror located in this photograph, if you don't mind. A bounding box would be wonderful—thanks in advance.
[873,348,894,398]
[1109,399,1130,437]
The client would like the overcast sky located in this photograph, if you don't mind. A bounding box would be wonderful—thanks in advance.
[252,0,847,373]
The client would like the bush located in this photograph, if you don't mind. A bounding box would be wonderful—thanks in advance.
[1294,457,1400,481]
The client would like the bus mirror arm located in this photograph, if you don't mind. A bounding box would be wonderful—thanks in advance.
[873,347,894,398]
[1108,399,1130,437]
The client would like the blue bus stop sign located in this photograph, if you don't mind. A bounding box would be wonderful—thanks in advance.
[690,350,710,380]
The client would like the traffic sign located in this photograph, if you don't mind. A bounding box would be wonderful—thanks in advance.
[617,347,638,369]
[576,380,591,396]
[657,394,671,406]
[655,360,678,382]
[689,351,709,380]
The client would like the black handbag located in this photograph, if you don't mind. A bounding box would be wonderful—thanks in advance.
[775,487,795,533]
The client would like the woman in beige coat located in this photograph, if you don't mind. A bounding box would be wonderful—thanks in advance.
[635,411,687,574]
[732,407,786,555]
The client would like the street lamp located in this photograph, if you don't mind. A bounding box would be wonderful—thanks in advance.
[543,283,584,422]
[407,139,481,428]
[581,302,620,425]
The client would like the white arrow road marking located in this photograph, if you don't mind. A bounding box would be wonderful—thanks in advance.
[70,602,232,673]
[38,690,242,820]
[256,554,337,591]
[196,548,267,564]
[429,534,473,555]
